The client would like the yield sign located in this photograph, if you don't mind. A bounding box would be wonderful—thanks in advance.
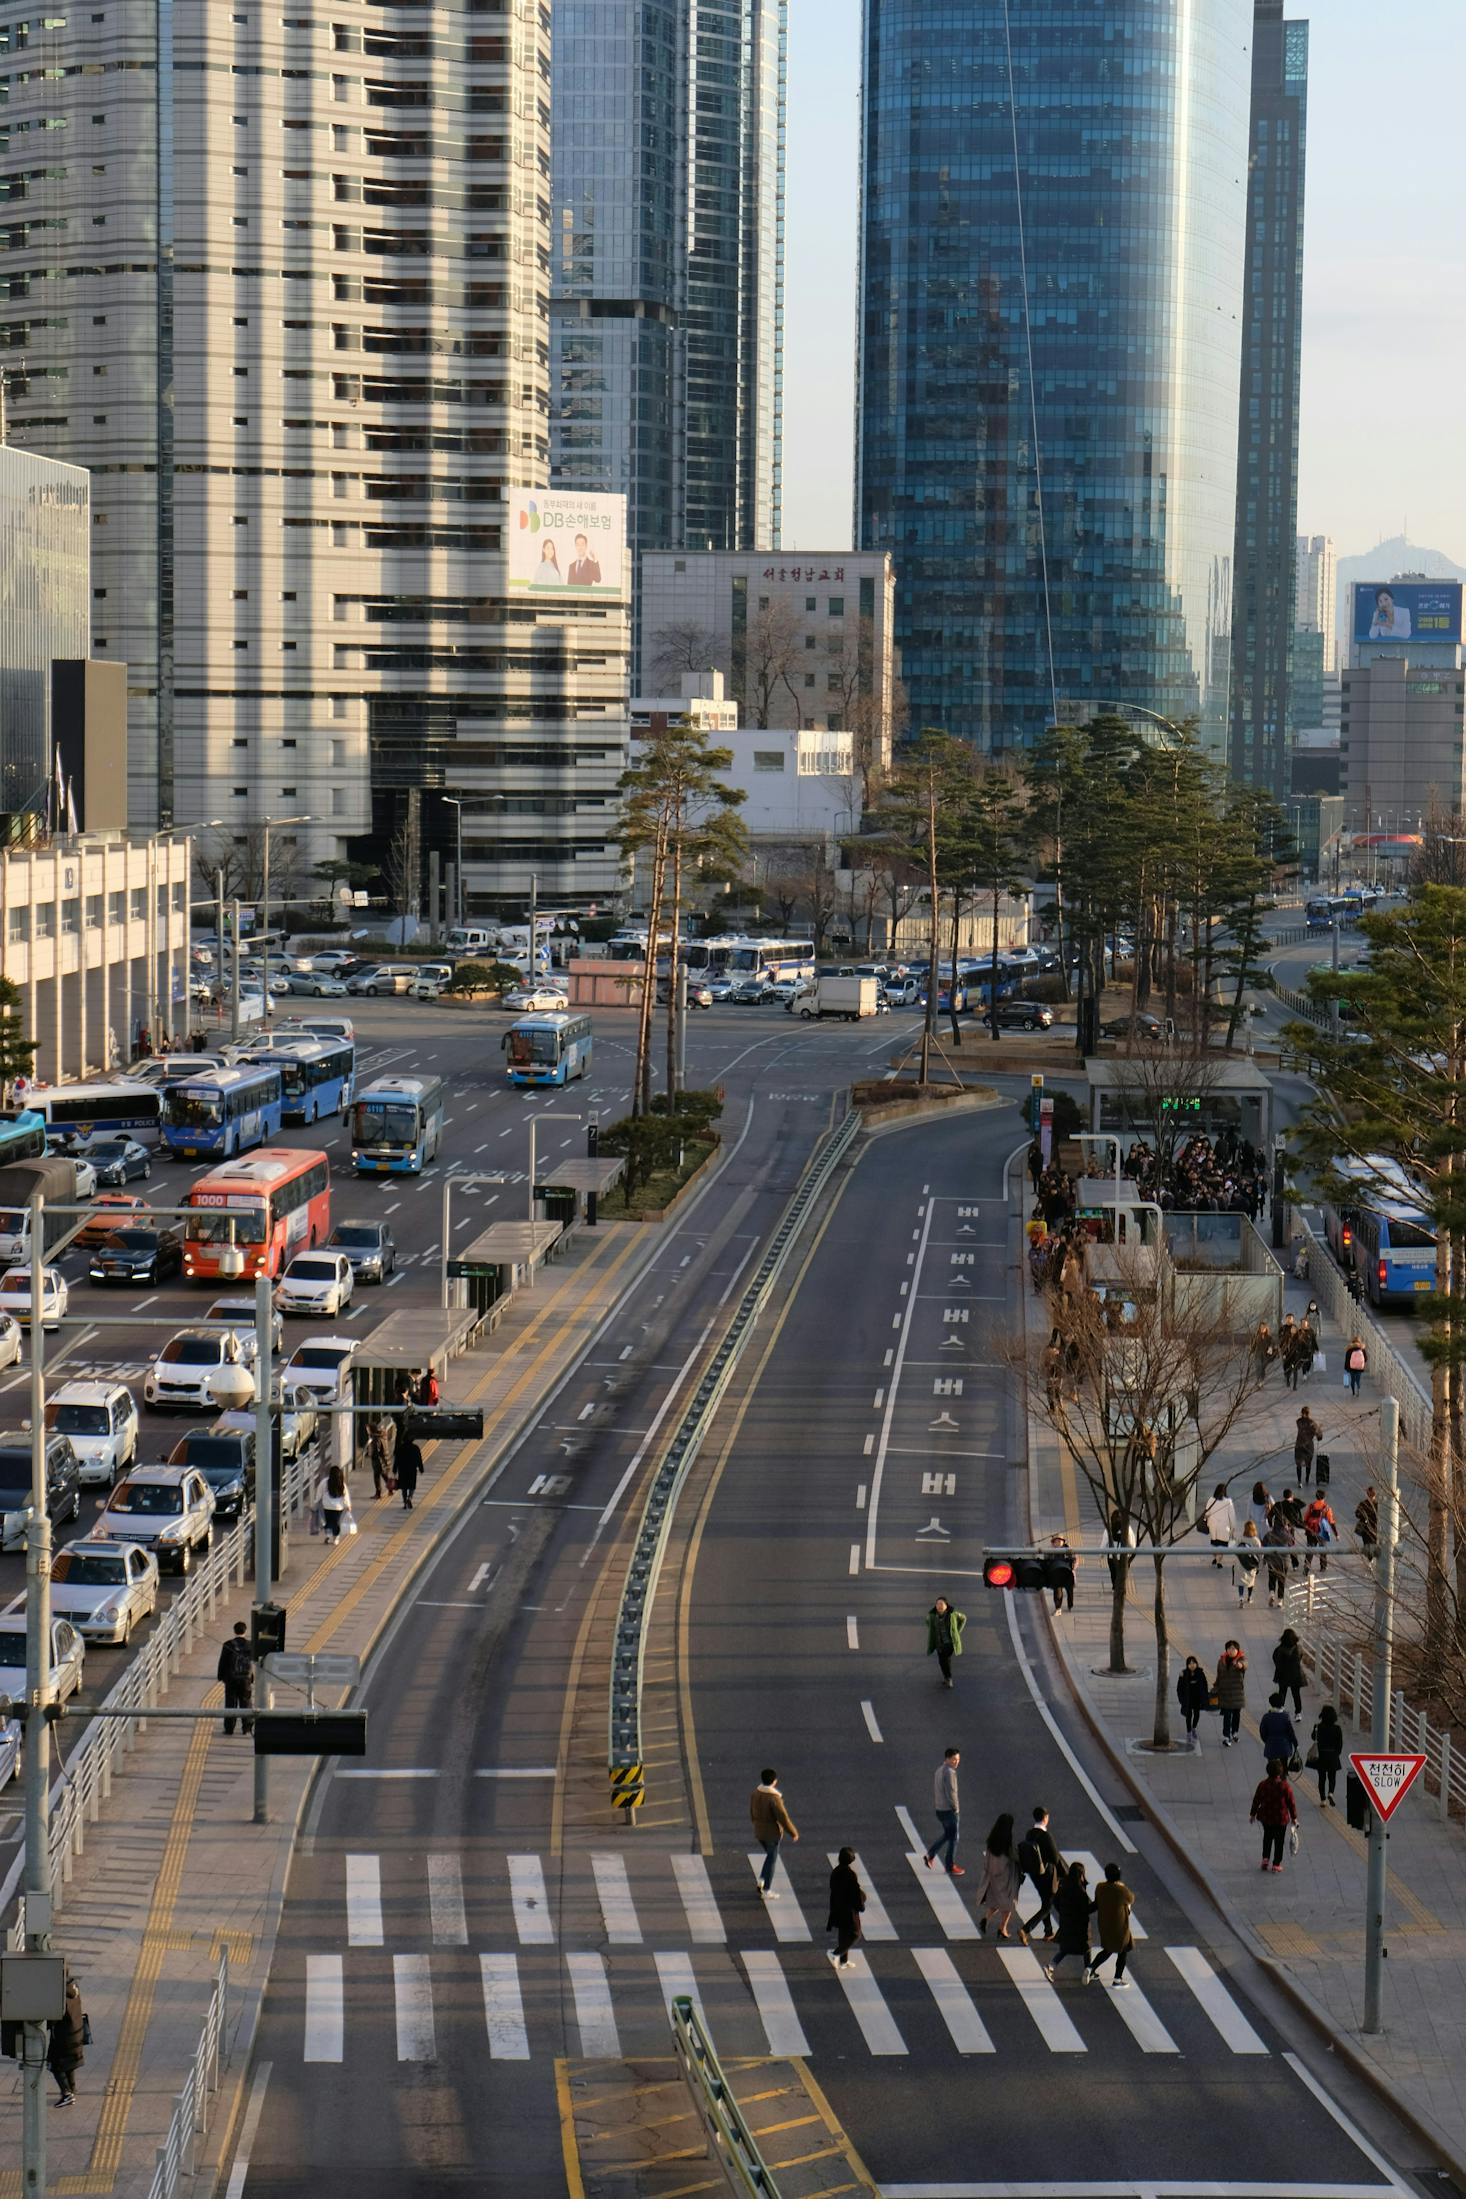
[1349,1751,1427,1822]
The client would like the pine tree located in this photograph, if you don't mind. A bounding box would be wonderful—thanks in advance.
[0,977,36,1103]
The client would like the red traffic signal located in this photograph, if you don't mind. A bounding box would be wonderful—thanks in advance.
[984,1557,1015,1589]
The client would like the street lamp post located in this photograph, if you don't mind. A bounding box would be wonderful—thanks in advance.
[20,1194,52,2199]
[1363,1394,1400,2035]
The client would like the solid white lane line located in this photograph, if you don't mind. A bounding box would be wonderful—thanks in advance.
[826,1853,896,1940]
[833,1950,907,2054]
[334,1768,440,1780]
[671,1854,725,1943]
[394,1954,436,2061]
[591,1853,642,1944]
[861,1699,884,1744]
[1166,1946,1269,2053]
[1102,1974,1178,2054]
[480,1953,530,2059]
[509,1853,555,1943]
[346,1854,383,1946]
[565,1952,620,2058]
[303,1956,343,2062]
[746,1853,812,1941]
[654,1951,701,2016]
[593,1316,716,1531]
[867,1195,936,1565]
[1064,1854,1147,1937]
[912,1948,995,2052]
[1001,1593,1136,1855]
[427,1853,468,1947]
[846,1615,859,1649]
[1283,2050,1416,2194]
[904,1851,979,1939]
[996,1947,1087,2051]
[222,2062,273,2199]
[741,1951,810,2056]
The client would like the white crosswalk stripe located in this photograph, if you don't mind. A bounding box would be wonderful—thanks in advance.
[911,1947,994,2052]
[566,1951,620,2059]
[427,1854,467,1947]
[480,1953,529,2059]
[746,1852,812,1941]
[1166,1946,1269,2053]
[741,1951,810,2056]
[826,1852,897,1940]
[509,1853,554,1944]
[997,1947,1087,2051]
[671,1854,725,1943]
[1065,1852,1148,1938]
[905,1851,979,1939]
[393,1954,435,2061]
[304,1955,343,2062]
[832,1950,906,2054]
[654,1950,702,2019]
[592,1853,641,1944]
[346,1854,383,1947]
[1098,1974,1178,2053]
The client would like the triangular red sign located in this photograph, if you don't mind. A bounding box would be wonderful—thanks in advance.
[1349,1751,1427,1822]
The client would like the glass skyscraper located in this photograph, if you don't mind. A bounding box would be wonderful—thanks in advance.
[857,0,1255,754]
[551,2,786,575]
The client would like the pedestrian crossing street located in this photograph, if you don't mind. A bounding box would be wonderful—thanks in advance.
[299,1846,1272,2067]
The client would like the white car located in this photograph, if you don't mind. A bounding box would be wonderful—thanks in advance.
[47,1538,159,1645]
[0,1606,85,1708]
[281,1334,356,1408]
[90,1467,215,1574]
[274,1015,355,1045]
[276,1252,355,1319]
[45,1381,139,1487]
[143,1330,257,1412]
[503,986,568,1013]
[203,1295,285,1364]
[68,1154,97,1200]
[0,1314,20,1373]
[0,1266,68,1330]
[213,1397,318,1464]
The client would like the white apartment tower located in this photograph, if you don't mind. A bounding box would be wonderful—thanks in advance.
[1295,534,1338,673]
[0,0,628,908]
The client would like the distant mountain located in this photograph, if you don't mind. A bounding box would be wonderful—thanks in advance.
[1337,536,1466,644]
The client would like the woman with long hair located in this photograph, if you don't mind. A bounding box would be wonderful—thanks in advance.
[973,1814,1025,1943]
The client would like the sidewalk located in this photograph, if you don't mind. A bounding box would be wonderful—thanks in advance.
[1024,1223,1466,2176]
[0,1217,653,2199]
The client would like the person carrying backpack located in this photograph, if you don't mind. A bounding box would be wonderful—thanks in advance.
[216,1620,255,1736]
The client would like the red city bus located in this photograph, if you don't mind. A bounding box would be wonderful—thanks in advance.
[182,1148,332,1282]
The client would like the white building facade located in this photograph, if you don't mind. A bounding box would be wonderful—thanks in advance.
[631,672,859,856]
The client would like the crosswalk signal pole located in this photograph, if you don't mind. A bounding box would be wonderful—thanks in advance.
[1362,1394,1399,2035]
[253,1272,274,1826]
[21,1194,52,2199]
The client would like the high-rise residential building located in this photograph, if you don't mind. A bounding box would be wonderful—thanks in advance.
[0,446,90,822]
[856,1,1253,756]
[1229,2,1309,797]
[1342,579,1466,829]
[1296,534,1338,674]
[550,2,786,576]
[0,0,627,912]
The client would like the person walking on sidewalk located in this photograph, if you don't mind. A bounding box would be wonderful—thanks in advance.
[1295,1319,1318,1384]
[1278,1485,1307,1566]
[366,1413,395,1500]
[394,1427,423,1512]
[1048,1533,1075,1614]
[1234,1520,1262,1606]
[1251,1322,1278,1385]
[1303,1492,1336,1573]
[926,1595,966,1688]
[1085,1863,1136,1989]
[47,1974,87,2107]
[826,1848,865,1968]
[1019,1807,1062,1938]
[1258,1700,1298,1767]
[1045,1861,1095,1983]
[216,1619,255,1736]
[1248,1481,1272,1533]
[750,1769,799,1896]
[1215,1639,1247,1746]
[1310,1704,1344,1806]
[1177,1655,1209,1746]
[1345,1336,1368,1397]
[1355,1484,1379,1560]
[1293,1407,1322,1487]
[1262,1512,1293,1609]
[924,1747,964,1875]
[974,1814,1024,1942]
[316,1462,352,1544]
[1271,1627,1305,1715]
[1250,1757,1298,1872]
[1281,1325,1303,1391]
[1203,1482,1237,1567]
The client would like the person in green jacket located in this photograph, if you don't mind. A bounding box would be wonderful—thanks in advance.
[926,1597,966,1688]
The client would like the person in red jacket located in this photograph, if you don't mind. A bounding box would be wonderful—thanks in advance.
[1250,1758,1298,1873]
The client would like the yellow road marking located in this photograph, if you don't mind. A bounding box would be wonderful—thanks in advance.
[554,2058,587,2199]
[790,2058,879,2194]
[750,2112,822,2138]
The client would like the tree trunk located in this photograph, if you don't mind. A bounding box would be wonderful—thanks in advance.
[989,879,1002,1043]
[947,887,963,1048]
[1151,1555,1172,1747]
[1107,1554,1132,1673]
[664,824,684,1101]
[633,825,667,1117]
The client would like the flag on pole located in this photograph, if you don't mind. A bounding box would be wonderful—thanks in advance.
[52,744,65,831]
[65,777,79,838]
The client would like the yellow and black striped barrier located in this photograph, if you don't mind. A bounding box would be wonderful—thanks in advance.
[610,1761,645,1814]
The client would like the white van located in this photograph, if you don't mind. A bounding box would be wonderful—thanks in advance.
[446,926,497,956]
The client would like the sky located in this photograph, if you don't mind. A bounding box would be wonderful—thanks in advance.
[781,1,1466,568]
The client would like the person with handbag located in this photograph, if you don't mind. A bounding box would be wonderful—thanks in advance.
[826,1848,865,1969]
[1309,1704,1344,1806]
[1202,1483,1236,1567]
[973,1814,1025,1942]
[1214,1639,1247,1747]
[1176,1655,1209,1747]
[1271,1627,1305,1715]
[1233,1520,1262,1606]
[47,1974,88,2106]
[315,1462,352,1544]
[1250,1758,1299,1873]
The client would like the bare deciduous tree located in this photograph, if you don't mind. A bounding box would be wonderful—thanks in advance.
[740,598,807,730]
[647,621,723,694]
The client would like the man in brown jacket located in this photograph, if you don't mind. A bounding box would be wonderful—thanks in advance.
[750,1767,799,1896]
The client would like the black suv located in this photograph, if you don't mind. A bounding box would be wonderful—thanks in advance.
[88,1226,185,1286]
[0,1430,81,1549]
[164,1429,256,1521]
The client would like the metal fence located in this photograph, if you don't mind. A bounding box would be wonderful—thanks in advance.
[1294,1212,1432,1455]
[3,1439,316,1948]
[145,1949,230,2199]
[669,1994,782,2198]
[608,1111,860,1808]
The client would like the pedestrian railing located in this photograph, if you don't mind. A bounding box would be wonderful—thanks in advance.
[669,1995,783,2198]
[607,1110,860,1814]
[145,1949,229,2199]
[3,1438,318,1947]
[1293,1213,1432,1456]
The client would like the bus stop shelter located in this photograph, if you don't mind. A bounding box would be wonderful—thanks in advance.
[351,1306,479,1414]
[538,1154,625,1226]
[448,1218,565,1319]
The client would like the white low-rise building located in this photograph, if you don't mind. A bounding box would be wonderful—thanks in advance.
[1,833,191,1081]
[630,672,860,854]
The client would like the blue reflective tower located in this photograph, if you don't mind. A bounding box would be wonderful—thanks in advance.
[857,0,1254,753]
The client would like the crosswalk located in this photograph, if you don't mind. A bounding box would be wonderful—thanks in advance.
[297,1847,1273,2069]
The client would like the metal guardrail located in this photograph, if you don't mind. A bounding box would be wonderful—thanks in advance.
[608,1111,860,1809]
[145,1949,229,2199]
[3,1439,317,1948]
[670,1995,783,2198]
[1294,1212,1432,1456]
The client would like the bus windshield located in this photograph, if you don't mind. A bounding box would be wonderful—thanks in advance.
[507,1028,558,1067]
[186,1204,267,1245]
[167,1091,223,1128]
[352,1100,419,1146]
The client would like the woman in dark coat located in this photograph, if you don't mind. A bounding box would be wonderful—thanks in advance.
[48,1975,86,2105]
[395,1432,423,1512]
[1176,1655,1209,1747]
[1043,1860,1094,1982]
[1271,1627,1305,1716]
[1310,1703,1344,1807]
[826,1847,865,1969]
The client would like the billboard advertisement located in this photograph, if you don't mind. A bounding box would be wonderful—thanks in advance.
[507,489,626,597]
[1352,580,1463,647]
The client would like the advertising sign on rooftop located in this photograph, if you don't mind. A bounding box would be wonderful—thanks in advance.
[507,490,626,598]
[1352,581,1462,647]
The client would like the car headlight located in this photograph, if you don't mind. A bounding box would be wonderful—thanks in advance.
[156,1522,187,1543]
[93,1598,123,1623]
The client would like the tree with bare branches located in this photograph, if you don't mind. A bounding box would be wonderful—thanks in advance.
[740,598,807,730]
[646,621,723,694]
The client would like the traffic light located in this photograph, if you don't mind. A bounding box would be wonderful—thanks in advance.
[253,1710,367,1757]
[983,1549,1072,1594]
[983,1557,1015,1589]
[401,1407,484,1443]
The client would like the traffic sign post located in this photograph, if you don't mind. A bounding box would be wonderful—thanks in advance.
[1349,1752,1427,1823]
[1362,1397,1400,2037]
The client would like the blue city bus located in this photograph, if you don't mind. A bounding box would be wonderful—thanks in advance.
[160,1064,285,1160]
[1322,1156,1437,1309]
[502,1011,593,1087]
[350,1074,445,1173]
[0,1109,47,1164]
[241,1038,355,1125]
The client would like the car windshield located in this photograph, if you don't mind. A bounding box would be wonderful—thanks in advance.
[0,1630,26,1666]
[196,1460,245,1489]
[176,1440,243,1471]
[159,1337,220,1366]
[165,1091,222,1128]
[45,1403,109,1435]
[52,1551,127,1586]
[352,1101,419,1146]
[333,1227,379,1249]
[102,1232,159,1254]
[89,1142,129,1162]
[287,1260,337,1283]
[0,1454,32,1500]
[0,1272,31,1294]
[293,1346,349,1370]
[108,1481,183,1515]
[187,1204,267,1246]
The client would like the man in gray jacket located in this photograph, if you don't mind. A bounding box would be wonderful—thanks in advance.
[923,1746,964,1875]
